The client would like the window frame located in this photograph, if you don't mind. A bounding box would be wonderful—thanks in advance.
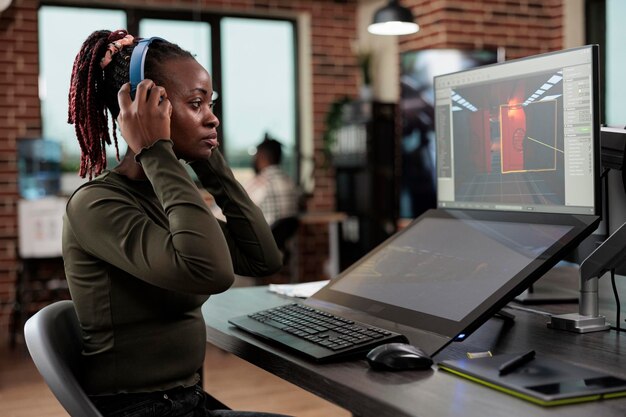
[38,2,300,182]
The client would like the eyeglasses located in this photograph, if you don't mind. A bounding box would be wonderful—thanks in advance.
[210,91,219,110]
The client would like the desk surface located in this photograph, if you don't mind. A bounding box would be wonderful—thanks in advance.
[202,287,626,417]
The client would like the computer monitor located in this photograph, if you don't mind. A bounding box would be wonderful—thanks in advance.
[434,45,602,304]
[434,45,601,217]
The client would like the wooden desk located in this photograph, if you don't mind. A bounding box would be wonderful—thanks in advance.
[202,287,626,417]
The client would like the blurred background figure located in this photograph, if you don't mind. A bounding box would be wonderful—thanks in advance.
[243,134,300,281]
[245,133,299,227]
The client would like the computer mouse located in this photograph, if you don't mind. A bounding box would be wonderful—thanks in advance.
[366,343,433,371]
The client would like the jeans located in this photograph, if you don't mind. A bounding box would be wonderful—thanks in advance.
[90,384,292,417]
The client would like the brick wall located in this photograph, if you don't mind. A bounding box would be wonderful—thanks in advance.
[0,0,565,336]
[400,0,563,56]
[0,0,40,338]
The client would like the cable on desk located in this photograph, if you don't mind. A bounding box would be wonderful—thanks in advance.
[504,304,553,317]
[610,268,623,333]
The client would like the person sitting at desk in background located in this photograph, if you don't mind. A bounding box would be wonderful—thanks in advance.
[63,29,291,417]
[244,134,299,227]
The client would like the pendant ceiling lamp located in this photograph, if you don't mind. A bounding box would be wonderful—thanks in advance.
[368,0,419,36]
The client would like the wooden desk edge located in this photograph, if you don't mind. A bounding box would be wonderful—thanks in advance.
[298,212,348,224]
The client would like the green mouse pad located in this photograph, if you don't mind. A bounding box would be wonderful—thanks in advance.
[438,353,626,406]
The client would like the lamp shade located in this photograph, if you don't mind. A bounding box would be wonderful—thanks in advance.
[368,0,419,36]
[0,0,12,12]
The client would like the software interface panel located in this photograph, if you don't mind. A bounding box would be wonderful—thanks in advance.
[435,47,596,215]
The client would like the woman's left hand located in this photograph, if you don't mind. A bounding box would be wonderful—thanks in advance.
[116,80,173,154]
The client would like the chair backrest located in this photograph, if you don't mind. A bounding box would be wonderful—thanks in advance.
[24,300,103,417]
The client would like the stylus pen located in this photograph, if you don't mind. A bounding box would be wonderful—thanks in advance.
[498,350,536,376]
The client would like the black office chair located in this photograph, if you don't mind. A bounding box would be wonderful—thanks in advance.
[271,216,300,266]
[25,301,230,415]
[24,300,103,417]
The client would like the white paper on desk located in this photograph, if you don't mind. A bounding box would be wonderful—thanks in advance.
[268,280,330,298]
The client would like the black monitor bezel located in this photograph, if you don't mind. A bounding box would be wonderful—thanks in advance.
[433,44,602,217]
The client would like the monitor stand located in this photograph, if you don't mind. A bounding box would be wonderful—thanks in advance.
[494,309,516,324]
[514,261,580,304]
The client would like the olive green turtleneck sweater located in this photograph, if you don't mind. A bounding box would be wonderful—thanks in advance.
[63,140,281,395]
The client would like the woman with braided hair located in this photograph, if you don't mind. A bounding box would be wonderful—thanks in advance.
[63,29,290,417]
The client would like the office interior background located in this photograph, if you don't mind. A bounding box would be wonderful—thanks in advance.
[0,0,625,344]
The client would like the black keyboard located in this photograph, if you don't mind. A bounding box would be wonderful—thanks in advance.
[228,303,409,362]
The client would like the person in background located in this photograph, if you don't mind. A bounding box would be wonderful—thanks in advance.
[244,134,299,227]
[64,29,290,417]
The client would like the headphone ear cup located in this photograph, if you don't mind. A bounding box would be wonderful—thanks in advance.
[128,37,165,100]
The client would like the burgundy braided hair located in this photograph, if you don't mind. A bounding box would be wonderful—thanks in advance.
[67,29,194,179]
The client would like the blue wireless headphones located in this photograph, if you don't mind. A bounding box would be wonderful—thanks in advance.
[129,36,165,100]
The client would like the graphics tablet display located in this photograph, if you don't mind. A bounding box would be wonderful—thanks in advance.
[330,216,572,322]
[310,209,596,346]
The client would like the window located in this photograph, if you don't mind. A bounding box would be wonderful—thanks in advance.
[605,0,626,125]
[39,6,126,171]
[38,6,298,185]
[221,18,297,178]
[139,19,212,73]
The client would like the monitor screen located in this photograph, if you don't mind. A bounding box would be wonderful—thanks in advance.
[434,45,600,216]
[329,214,573,322]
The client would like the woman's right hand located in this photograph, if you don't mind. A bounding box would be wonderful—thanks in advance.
[117,80,172,154]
